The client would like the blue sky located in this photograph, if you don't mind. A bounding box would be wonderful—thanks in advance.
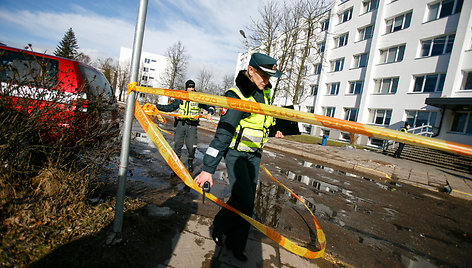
[0,0,269,81]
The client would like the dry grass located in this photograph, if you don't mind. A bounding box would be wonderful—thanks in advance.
[0,55,135,266]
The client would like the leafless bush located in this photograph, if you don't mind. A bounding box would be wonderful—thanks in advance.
[0,50,121,266]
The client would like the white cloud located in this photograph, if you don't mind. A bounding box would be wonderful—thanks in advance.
[0,0,272,82]
[0,9,134,57]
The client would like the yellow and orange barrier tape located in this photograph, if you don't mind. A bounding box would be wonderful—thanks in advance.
[142,102,218,129]
[128,82,472,157]
[134,100,326,259]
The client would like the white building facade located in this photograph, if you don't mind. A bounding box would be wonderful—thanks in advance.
[237,0,472,147]
[118,47,170,104]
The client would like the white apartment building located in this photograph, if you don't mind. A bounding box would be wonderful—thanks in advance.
[118,47,170,104]
[236,0,472,147]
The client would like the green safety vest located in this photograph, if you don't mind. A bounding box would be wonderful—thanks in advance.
[228,87,275,152]
[179,100,200,121]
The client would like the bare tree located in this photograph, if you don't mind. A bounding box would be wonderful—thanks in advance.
[196,68,213,93]
[222,74,234,90]
[208,81,224,96]
[246,0,286,101]
[76,52,91,64]
[95,57,116,85]
[160,41,189,90]
[288,0,330,105]
[93,57,121,101]
[246,0,283,56]
[252,0,331,105]
[94,59,130,102]
[116,62,130,102]
[270,1,304,104]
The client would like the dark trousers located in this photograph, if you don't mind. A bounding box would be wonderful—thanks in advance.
[213,149,261,253]
[174,120,198,161]
[394,143,405,158]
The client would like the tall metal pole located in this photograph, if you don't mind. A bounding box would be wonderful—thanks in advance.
[113,0,148,233]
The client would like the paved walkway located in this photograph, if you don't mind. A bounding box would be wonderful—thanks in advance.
[156,214,329,267]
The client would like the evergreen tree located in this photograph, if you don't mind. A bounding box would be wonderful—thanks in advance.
[54,28,79,59]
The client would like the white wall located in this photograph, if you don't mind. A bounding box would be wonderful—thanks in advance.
[118,47,170,104]
[254,0,471,146]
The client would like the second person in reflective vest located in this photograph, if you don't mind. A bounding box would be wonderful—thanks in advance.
[154,79,215,174]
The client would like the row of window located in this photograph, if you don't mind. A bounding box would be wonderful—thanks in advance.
[327,0,463,30]
[143,67,156,72]
[316,0,464,66]
[143,58,157,64]
[332,22,455,53]
[321,107,389,125]
[310,70,472,96]
[321,107,429,127]
[320,35,453,74]
[141,75,155,81]
[319,72,446,96]
[332,18,455,51]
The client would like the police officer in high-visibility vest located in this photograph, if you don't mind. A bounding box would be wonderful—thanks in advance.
[394,122,410,158]
[194,53,284,261]
[155,80,215,173]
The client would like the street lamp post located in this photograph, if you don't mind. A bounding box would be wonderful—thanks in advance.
[239,29,253,69]
[240,30,248,51]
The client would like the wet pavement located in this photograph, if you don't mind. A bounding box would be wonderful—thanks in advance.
[125,117,472,267]
[263,136,472,202]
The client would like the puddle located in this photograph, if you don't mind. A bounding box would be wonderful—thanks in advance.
[254,150,447,267]
[255,150,402,229]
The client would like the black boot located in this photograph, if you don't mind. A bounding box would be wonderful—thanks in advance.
[232,250,248,262]
[225,236,247,261]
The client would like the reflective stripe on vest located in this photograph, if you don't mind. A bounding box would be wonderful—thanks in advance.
[228,87,274,152]
[179,100,200,121]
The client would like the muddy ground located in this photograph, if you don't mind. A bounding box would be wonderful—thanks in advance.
[31,121,472,267]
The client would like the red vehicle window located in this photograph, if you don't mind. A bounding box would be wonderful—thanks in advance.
[78,64,114,104]
[1,49,59,89]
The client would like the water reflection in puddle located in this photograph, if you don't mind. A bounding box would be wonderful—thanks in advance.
[254,151,442,267]
[254,168,355,229]
[255,152,401,230]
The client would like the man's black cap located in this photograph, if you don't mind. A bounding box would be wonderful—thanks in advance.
[185,80,195,88]
[249,52,281,77]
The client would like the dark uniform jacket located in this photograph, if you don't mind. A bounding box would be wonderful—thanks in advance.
[203,70,272,174]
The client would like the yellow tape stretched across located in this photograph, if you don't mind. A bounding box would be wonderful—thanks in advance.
[128,82,472,157]
[134,100,326,259]
[142,102,218,128]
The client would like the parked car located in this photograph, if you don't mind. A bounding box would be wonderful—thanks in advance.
[0,44,119,142]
